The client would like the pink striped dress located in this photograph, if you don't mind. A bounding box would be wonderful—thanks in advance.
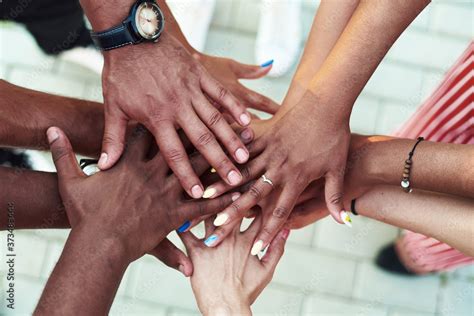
[393,41,473,273]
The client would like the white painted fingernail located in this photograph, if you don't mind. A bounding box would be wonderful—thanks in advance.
[251,240,264,256]
[203,187,217,199]
[210,168,217,173]
[213,213,229,226]
[340,210,353,228]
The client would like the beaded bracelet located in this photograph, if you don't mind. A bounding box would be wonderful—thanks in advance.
[401,137,424,193]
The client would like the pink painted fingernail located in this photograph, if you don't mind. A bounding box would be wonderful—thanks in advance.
[98,153,108,168]
[227,170,242,185]
[191,185,204,199]
[240,113,251,126]
[235,148,249,163]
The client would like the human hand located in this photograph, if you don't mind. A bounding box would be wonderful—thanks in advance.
[47,125,238,263]
[195,54,279,115]
[99,32,252,198]
[179,216,289,316]
[203,95,352,253]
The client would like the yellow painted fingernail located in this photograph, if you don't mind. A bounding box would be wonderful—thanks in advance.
[340,210,352,228]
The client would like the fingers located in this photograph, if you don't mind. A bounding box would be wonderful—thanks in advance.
[251,187,299,256]
[123,125,152,162]
[149,121,203,199]
[47,127,84,180]
[212,171,275,228]
[287,198,329,230]
[148,239,193,277]
[325,172,351,227]
[192,95,249,164]
[184,192,241,223]
[203,156,266,199]
[230,59,272,79]
[260,228,289,272]
[200,74,251,127]
[178,230,200,252]
[237,85,280,115]
[180,109,243,187]
[99,106,128,170]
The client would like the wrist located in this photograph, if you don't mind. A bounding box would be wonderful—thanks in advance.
[203,301,251,316]
[297,90,352,125]
[71,222,132,266]
[80,0,133,32]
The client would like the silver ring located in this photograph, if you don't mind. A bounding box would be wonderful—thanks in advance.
[261,175,274,187]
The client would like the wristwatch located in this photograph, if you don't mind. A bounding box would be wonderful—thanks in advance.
[90,0,165,51]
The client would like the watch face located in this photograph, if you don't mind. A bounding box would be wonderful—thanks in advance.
[135,2,163,40]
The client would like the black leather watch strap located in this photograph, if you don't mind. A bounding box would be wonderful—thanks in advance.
[90,23,137,51]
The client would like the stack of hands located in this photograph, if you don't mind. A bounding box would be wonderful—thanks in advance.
[5,0,469,314]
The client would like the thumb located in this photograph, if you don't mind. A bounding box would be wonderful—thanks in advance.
[149,238,193,277]
[47,127,83,180]
[231,60,273,79]
[99,107,128,170]
[261,228,289,271]
[325,172,351,227]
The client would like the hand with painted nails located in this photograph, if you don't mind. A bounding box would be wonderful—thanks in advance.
[98,32,252,198]
[46,125,236,264]
[195,54,280,116]
[179,216,289,316]
[203,99,352,253]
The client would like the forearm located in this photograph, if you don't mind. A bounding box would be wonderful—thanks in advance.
[0,167,69,230]
[0,80,103,157]
[357,186,474,257]
[281,0,360,112]
[305,0,429,119]
[35,225,129,315]
[204,304,252,316]
[354,136,474,198]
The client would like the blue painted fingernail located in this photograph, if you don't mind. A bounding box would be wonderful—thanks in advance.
[260,59,274,67]
[204,234,218,247]
[177,221,191,233]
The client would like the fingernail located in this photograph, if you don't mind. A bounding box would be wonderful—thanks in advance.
[191,185,203,199]
[98,153,108,168]
[213,213,229,226]
[240,129,252,142]
[177,221,191,233]
[46,128,59,144]
[260,59,274,67]
[178,264,186,276]
[227,170,242,185]
[251,240,264,256]
[210,167,217,173]
[340,210,353,228]
[280,228,290,240]
[231,192,241,201]
[235,148,249,163]
[240,113,251,126]
[203,187,217,199]
[204,234,218,247]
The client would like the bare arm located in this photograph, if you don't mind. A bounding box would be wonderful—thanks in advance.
[282,0,360,108]
[357,186,474,257]
[0,167,68,230]
[0,80,103,157]
[348,135,474,199]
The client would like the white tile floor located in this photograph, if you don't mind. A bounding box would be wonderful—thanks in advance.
[1,0,473,315]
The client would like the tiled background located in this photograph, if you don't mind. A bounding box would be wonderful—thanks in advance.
[1,0,473,315]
